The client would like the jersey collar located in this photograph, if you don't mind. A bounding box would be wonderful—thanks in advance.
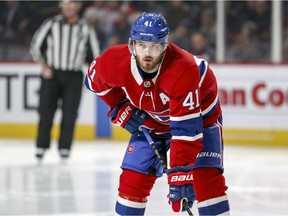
[130,55,163,86]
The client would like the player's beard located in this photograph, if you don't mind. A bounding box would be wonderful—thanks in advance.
[136,54,163,73]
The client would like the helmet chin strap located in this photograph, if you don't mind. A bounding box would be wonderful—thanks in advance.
[128,38,136,57]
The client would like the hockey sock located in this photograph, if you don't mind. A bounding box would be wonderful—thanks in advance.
[197,195,230,215]
[115,169,157,215]
[193,167,230,215]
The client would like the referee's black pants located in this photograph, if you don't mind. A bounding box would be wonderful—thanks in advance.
[36,70,83,151]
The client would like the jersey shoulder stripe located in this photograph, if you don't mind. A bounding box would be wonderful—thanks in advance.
[84,75,95,92]
[193,55,208,86]
[202,95,219,117]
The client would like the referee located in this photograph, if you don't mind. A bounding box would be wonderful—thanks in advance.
[30,0,100,162]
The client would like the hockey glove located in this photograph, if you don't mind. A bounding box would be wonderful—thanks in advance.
[109,99,147,135]
[109,100,171,137]
[167,166,195,213]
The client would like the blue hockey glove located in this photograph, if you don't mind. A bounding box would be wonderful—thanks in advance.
[109,100,171,137]
[109,100,149,135]
[167,166,195,213]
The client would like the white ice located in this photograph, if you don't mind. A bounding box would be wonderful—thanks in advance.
[0,139,287,216]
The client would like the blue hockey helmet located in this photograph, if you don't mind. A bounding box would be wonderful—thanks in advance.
[130,12,169,44]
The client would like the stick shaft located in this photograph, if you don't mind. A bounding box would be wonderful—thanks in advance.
[142,128,167,172]
[141,127,193,216]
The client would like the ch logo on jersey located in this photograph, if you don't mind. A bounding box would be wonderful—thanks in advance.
[127,145,135,153]
[143,81,151,88]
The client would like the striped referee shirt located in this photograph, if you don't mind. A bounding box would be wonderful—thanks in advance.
[30,14,100,71]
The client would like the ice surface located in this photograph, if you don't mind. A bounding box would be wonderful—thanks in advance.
[0,139,287,215]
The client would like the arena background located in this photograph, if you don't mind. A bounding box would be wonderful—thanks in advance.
[1,1,288,215]
[0,1,287,146]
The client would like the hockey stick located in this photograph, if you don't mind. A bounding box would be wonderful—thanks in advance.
[141,127,194,216]
[142,127,168,172]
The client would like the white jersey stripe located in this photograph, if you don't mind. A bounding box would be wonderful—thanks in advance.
[131,55,143,85]
[117,196,147,209]
[202,95,218,116]
[52,22,60,69]
[199,61,208,86]
[172,133,203,141]
[85,77,95,92]
[193,55,208,87]
[46,36,53,66]
[170,112,201,121]
[96,88,113,96]
[74,25,87,70]
[30,15,100,72]
[61,24,69,71]
[68,25,79,70]
[197,195,229,208]
[30,20,53,63]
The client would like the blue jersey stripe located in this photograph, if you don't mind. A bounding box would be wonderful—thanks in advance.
[198,199,230,215]
[197,60,207,78]
[84,75,94,92]
[170,116,203,137]
[194,55,208,85]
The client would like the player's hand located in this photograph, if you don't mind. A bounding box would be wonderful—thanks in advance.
[167,166,195,212]
[109,100,148,135]
[109,100,170,137]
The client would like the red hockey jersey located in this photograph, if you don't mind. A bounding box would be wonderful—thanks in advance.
[85,43,221,167]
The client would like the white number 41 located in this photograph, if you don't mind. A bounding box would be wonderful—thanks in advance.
[183,89,200,110]
[144,21,153,27]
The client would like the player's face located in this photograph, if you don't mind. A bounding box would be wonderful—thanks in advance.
[134,41,164,73]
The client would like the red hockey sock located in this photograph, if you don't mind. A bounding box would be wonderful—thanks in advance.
[118,169,158,202]
[193,167,228,202]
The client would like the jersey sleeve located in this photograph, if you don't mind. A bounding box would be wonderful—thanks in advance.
[168,63,205,168]
[84,57,126,109]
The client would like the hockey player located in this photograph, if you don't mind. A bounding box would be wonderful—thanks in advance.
[85,12,230,215]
